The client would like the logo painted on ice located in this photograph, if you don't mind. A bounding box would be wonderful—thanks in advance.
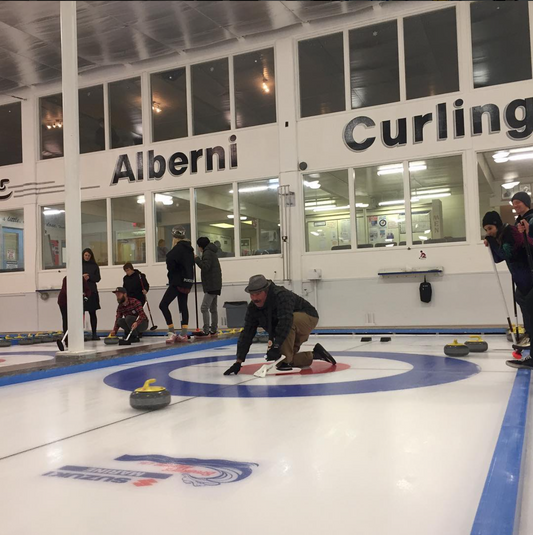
[116,455,258,487]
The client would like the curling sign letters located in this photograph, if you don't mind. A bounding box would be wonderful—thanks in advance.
[343,97,533,152]
[111,135,238,185]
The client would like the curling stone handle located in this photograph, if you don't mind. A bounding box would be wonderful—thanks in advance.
[469,335,482,341]
[141,379,156,390]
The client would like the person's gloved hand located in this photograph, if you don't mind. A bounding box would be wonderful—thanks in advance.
[266,345,281,361]
[224,362,242,376]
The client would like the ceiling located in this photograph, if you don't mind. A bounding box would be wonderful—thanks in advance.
[0,0,378,97]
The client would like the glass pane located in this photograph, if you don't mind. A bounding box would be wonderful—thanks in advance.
[0,103,22,166]
[79,85,105,154]
[349,21,400,109]
[304,170,350,252]
[196,184,235,257]
[299,33,345,118]
[109,77,143,148]
[42,204,66,269]
[0,209,24,272]
[40,94,63,160]
[192,58,231,136]
[154,190,191,262]
[471,2,531,89]
[354,164,404,248]
[404,8,459,100]
[111,196,146,265]
[82,200,108,266]
[410,156,465,244]
[151,68,188,142]
[238,178,280,256]
[234,48,276,128]
[477,147,533,237]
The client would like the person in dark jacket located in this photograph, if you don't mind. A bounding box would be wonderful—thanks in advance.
[82,248,101,340]
[57,276,91,341]
[122,263,149,305]
[224,274,336,375]
[159,226,195,343]
[194,237,222,336]
[512,192,533,231]
[484,211,533,365]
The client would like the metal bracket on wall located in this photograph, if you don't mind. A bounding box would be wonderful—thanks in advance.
[278,185,294,281]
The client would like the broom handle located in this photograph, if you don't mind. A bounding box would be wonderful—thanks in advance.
[138,273,155,326]
[512,279,520,341]
[488,245,516,344]
[194,263,199,329]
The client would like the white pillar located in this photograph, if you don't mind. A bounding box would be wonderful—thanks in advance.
[59,1,94,358]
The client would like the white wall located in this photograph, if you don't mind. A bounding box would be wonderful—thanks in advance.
[0,1,530,331]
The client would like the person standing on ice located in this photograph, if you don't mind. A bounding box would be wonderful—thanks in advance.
[224,274,336,375]
[483,211,533,368]
[159,226,195,343]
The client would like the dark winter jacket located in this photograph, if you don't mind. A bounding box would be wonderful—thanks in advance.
[195,243,222,294]
[236,282,318,361]
[57,277,91,307]
[516,208,533,238]
[123,269,149,305]
[82,261,101,295]
[166,240,195,290]
[487,224,533,294]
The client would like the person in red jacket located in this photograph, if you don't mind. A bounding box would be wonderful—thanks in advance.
[57,276,91,342]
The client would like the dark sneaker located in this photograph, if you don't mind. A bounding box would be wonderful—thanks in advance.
[313,343,337,365]
[276,362,293,371]
[91,335,100,341]
[129,336,140,343]
[209,331,218,337]
[506,353,533,369]
[195,331,210,338]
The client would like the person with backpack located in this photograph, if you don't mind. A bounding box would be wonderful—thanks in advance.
[122,262,150,305]
[194,237,222,337]
[159,226,195,343]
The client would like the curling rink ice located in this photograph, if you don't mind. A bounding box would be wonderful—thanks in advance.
[0,334,531,535]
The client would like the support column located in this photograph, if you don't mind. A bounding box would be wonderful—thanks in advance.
[58,1,95,359]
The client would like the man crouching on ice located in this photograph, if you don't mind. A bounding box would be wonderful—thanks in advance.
[224,274,336,375]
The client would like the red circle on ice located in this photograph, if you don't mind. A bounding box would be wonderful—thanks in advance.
[0,359,5,363]
[239,361,350,376]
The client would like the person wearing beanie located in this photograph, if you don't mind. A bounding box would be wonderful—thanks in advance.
[512,191,533,233]
[194,237,222,337]
[483,210,533,359]
[159,225,195,344]
[223,274,336,376]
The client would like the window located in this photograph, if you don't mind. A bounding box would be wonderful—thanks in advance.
[238,179,280,256]
[304,170,350,252]
[42,205,66,269]
[354,164,404,248]
[151,68,188,142]
[0,209,24,271]
[471,2,531,89]
[196,184,235,257]
[79,86,105,154]
[409,156,465,244]
[82,200,108,266]
[109,78,143,148]
[0,103,22,166]
[154,190,191,262]
[349,21,400,109]
[40,94,63,160]
[299,33,345,118]
[111,196,146,265]
[192,59,231,136]
[477,146,533,236]
[404,8,459,100]
[234,48,276,128]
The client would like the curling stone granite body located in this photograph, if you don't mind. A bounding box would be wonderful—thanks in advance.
[444,340,470,357]
[104,336,120,345]
[130,379,171,411]
[465,336,488,352]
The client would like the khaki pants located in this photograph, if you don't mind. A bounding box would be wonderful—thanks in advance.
[280,312,319,367]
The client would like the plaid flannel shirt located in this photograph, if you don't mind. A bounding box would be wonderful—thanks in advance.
[113,297,147,332]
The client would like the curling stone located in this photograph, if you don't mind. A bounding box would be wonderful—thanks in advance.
[130,379,171,411]
[0,338,11,347]
[444,340,470,357]
[104,335,120,345]
[507,325,526,342]
[19,335,35,345]
[361,337,372,342]
[465,335,488,353]
[380,337,391,343]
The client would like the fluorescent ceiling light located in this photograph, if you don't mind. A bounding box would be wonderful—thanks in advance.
[242,220,253,225]
[306,204,336,211]
[313,204,349,212]
[493,151,533,163]
[155,193,173,205]
[304,181,321,189]
[43,209,65,216]
[424,229,431,234]
[308,173,320,179]
[229,184,278,194]
[211,223,234,229]
[379,200,405,206]
[227,215,247,220]
[502,181,520,190]
[415,193,451,201]
[310,231,320,236]
[385,244,395,247]
[419,236,428,241]
[305,200,336,207]
[377,162,427,176]
[412,188,450,195]
[137,196,145,204]
[355,203,369,208]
